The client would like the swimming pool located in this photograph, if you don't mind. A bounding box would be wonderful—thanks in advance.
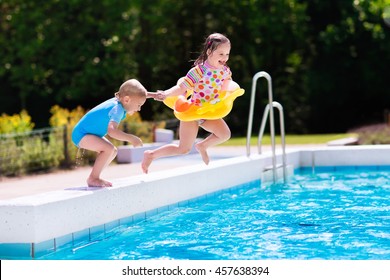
[1,145,390,259]
[37,166,390,260]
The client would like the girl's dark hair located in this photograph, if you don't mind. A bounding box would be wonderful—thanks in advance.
[194,33,230,66]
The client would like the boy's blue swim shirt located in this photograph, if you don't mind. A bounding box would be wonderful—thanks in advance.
[72,98,126,147]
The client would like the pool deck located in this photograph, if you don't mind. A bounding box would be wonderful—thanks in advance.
[0,144,323,200]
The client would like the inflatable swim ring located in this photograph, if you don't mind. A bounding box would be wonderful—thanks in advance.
[163,81,245,122]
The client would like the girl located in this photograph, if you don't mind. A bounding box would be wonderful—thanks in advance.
[72,79,156,187]
[142,33,239,173]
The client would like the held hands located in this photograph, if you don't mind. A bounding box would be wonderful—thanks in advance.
[147,91,166,101]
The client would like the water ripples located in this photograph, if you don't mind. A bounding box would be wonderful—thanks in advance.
[40,168,390,260]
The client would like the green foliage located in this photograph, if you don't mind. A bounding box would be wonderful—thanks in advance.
[0,110,34,134]
[0,104,167,176]
[21,134,63,172]
[49,105,85,128]
[0,138,23,176]
[359,128,390,144]
[1,0,389,135]
[306,0,390,133]
[0,127,65,176]
[49,105,86,166]
[223,133,358,146]
[1,0,140,107]
[0,106,79,176]
[351,123,390,144]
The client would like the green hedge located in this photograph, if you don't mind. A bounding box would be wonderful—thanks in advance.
[0,120,167,177]
[0,127,69,176]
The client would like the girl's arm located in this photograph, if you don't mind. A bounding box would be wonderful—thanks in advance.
[107,121,143,147]
[147,84,187,101]
[162,84,187,97]
[221,79,239,92]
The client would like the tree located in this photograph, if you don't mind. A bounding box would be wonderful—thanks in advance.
[1,0,140,125]
[1,0,389,134]
[305,0,390,132]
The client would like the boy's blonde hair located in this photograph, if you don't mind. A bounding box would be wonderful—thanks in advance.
[115,79,147,99]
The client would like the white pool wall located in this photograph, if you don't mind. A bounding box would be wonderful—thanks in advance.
[0,152,275,244]
[299,145,390,166]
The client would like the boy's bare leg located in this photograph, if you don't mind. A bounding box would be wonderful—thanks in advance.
[142,121,199,173]
[79,135,117,187]
[195,119,231,165]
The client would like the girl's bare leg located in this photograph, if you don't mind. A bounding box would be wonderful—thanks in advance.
[142,121,199,173]
[79,135,117,187]
[195,119,231,165]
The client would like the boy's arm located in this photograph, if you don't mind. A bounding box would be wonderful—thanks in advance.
[147,91,165,101]
[146,92,160,98]
[107,121,143,147]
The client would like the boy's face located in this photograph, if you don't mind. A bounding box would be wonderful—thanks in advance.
[124,95,146,115]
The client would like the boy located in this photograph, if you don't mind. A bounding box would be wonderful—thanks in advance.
[72,79,157,187]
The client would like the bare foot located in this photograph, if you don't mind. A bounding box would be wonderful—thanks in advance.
[195,143,210,165]
[141,150,154,174]
[87,177,112,188]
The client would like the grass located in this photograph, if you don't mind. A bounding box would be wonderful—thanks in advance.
[222,133,358,146]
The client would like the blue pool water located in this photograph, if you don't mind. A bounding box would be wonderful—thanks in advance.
[39,167,390,260]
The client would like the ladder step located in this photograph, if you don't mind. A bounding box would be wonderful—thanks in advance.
[263,163,284,171]
[261,164,294,184]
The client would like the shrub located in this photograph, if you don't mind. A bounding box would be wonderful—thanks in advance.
[351,124,390,145]
[0,105,166,176]
[0,110,34,134]
[0,127,65,176]
[49,105,86,167]
[0,138,23,176]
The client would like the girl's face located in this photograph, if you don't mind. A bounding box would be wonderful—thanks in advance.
[206,42,231,69]
[122,95,146,115]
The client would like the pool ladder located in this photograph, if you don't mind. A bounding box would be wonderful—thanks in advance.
[246,71,287,183]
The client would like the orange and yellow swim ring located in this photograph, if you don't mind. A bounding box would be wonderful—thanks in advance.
[163,80,245,122]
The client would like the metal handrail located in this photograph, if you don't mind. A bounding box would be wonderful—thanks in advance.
[246,71,286,183]
[246,72,275,157]
[258,101,287,182]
